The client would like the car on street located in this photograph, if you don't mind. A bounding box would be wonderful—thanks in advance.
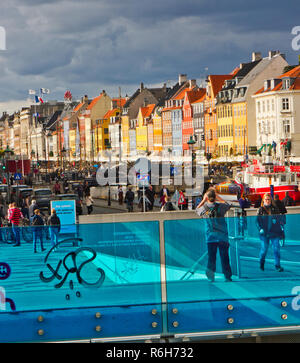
[55,193,83,215]
[33,188,53,211]
[18,188,33,199]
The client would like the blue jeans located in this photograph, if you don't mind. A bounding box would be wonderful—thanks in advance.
[33,230,44,252]
[12,225,20,245]
[259,236,281,267]
[50,227,59,248]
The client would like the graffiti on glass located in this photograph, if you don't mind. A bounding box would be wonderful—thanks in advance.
[39,245,105,290]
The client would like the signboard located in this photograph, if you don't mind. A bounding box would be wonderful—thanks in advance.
[290,166,300,173]
[14,173,22,181]
[137,173,150,188]
[50,200,76,234]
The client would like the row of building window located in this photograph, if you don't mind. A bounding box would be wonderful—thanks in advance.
[257,98,290,114]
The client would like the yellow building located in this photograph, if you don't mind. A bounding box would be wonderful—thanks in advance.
[232,102,247,155]
[217,104,234,157]
[69,128,76,158]
[136,104,155,153]
[121,115,130,157]
[152,107,163,152]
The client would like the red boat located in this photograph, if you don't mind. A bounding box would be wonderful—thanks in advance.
[215,164,300,205]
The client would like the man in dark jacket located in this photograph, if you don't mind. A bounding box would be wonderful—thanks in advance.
[145,185,155,211]
[256,193,284,272]
[48,208,61,250]
[125,187,135,212]
[32,209,45,253]
[282,191,295,206]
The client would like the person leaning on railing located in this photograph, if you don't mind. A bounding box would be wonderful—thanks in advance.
[256,193,285,272]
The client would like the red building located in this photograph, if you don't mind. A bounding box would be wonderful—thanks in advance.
[182,88,206,152]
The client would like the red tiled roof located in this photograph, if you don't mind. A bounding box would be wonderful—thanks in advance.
[191,93,206,104]
[73,103,84,112]
[186,88,206,104]
[103,108,119,119]
[112,98,127,108]
[140,104,156,118]
[174,87,194,100]
[209,75,233,97]
[255,65,300,94]
[87,94,103,110]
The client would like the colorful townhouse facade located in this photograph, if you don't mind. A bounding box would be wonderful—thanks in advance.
[204,74,233,156]
[253,64,300,161]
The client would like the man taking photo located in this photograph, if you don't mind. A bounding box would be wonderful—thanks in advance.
[196,188,233,282]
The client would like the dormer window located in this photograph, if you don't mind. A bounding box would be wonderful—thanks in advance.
[282,78,291,90]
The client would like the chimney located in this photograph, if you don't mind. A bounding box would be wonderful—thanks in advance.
[82,95,88,103]
[268,50,278,59]
[140,82,144,92]
[252,52,262,62]
[102,90,106,95]
[240,63,245,69]
[179,74,187,85]
[189,79,197,88]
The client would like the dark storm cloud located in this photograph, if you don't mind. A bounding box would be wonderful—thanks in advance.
[0,0,299,105]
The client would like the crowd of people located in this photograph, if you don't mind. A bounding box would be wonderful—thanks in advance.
[0,200,61,253]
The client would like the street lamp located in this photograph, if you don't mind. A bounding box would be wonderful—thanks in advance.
[4,145,13,203]
[61,147,66,171]
[187,135,196,209]
[106,141,112,206]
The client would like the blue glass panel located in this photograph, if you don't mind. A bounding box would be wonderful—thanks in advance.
[164,213,300,334]
[0,221,161,312]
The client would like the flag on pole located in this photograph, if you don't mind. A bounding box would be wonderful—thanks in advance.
[40,88,50,94]
[28,89,36,95]
[35,95,44,104]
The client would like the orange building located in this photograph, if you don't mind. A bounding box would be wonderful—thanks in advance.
[204,75,233,156]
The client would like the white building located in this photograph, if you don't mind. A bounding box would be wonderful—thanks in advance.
[253,65,300,161]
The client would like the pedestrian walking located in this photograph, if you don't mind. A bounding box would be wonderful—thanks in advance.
[86,195,94,215]
[32,209,45,253]
[8,202,24,247]
[47,208,61,251]
[118,185,124,205]
[178,189,187,210]
[29,199,39,224]
[20,196,30,219]
[54,181,61,195]
[146,185,155,211]
[256,193,285,272]
[124,187,135,212]
[196,188,233,282]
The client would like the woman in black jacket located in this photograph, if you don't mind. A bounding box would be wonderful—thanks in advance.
[256,193,285,272]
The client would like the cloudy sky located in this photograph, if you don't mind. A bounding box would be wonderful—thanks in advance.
[0,0,299,113]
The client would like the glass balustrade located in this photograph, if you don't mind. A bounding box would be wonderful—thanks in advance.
[0,212,300,341]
